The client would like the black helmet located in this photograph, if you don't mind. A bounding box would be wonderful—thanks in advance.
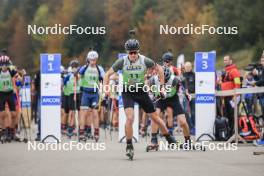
[162,52,173,62]
[163,66,171,82]
[125,39,140,51]
[69,59,79,68]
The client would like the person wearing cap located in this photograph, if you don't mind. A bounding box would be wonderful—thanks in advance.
[162,52,181,76]
[78,50,105,142]
[147,66,191,151]
[252,52,264,145]
[103,39,177,159]
[0,57,21,141]
[220,55,241,134]
[63,59,81,138]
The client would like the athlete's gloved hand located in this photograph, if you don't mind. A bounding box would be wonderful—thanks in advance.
[159,85,167,99]
[186,93,192,101]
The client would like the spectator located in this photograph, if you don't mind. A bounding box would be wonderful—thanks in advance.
[253,53,264,116]
[220,55,241,135]
[252,53,264,145]
[182,61,195,135]
[243,72,255,114]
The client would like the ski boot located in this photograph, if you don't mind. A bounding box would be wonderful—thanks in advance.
[140,126,147,137]
[0,130,4,144]
[126,143,134,161]
[84,127,93,140]
[79,134,87,142]
[94,134,99,142]
[5,128,12,143]
[61,124,67,136]
[13,133,21,142]
[85,132,93,140]
[146,137,159,152]
[164,133,177,147]
[66,127,74,139]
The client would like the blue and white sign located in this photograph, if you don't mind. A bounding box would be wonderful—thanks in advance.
[41,96,61,105]
[40,54,61,74]
[118,53,128,60]
[196,94,215,104]
[40,53,61,142]
[117,54,139,143]
[195,51,216,140]
[20,76,31,108]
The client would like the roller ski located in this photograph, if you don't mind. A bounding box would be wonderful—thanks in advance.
[85,132,94,140]
[93,128,99,142]
[126,143,134,161]
[79,134,87,142]
[0,130,4,144]
[139,125,148,137]
[61,125,67,136]
[66,127,75,139]
[146,137,159,152]
[4,129,12,143]
[94,134,99,142]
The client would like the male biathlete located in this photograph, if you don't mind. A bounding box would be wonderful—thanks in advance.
[79,50,105,142]
[103,39,176,160]
[0,57,21,142]
[64,60,81,138]
[147,66,191,151]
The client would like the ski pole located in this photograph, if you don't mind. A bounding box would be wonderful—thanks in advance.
[74,75,79,142]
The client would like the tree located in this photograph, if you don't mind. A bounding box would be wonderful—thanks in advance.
[8,16,33,70]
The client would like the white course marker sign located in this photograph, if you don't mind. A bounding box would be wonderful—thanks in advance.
[40,54,61,142]
[195,51,216,141]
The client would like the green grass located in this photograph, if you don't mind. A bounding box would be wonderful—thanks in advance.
[216,48,254,70]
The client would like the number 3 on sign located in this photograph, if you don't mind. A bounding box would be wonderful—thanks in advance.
[48,62,53,71]
[202,60,208,70]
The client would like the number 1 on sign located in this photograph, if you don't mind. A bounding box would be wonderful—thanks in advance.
[48,62,53,71]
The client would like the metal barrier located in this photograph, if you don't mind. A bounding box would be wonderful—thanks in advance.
[215,87,264,144]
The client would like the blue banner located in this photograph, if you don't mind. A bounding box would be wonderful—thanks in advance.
[118,53,127,59]
[196,94,215,104]
[195,52,215,72]
[41,54,61,74]
[41,96,61,106]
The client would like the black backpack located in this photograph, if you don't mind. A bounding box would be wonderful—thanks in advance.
[214,116,230,141]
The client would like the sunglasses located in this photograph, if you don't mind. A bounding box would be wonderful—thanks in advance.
[128,51,138,55]
[164,60,172,63]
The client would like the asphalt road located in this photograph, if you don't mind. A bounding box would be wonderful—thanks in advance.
[0,132,264,176]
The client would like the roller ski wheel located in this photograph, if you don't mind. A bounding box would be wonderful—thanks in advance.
[126,144,134,161]
[61,129,67,136]
[6,135,12,143]
[139,127,147,137]
[0,131,4,144]
[79,135,87,142]
[146,144,159,152]
[85,133,94,140]
[94,135,99,143]
[67,132,74,139]
[13,135,21,142]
